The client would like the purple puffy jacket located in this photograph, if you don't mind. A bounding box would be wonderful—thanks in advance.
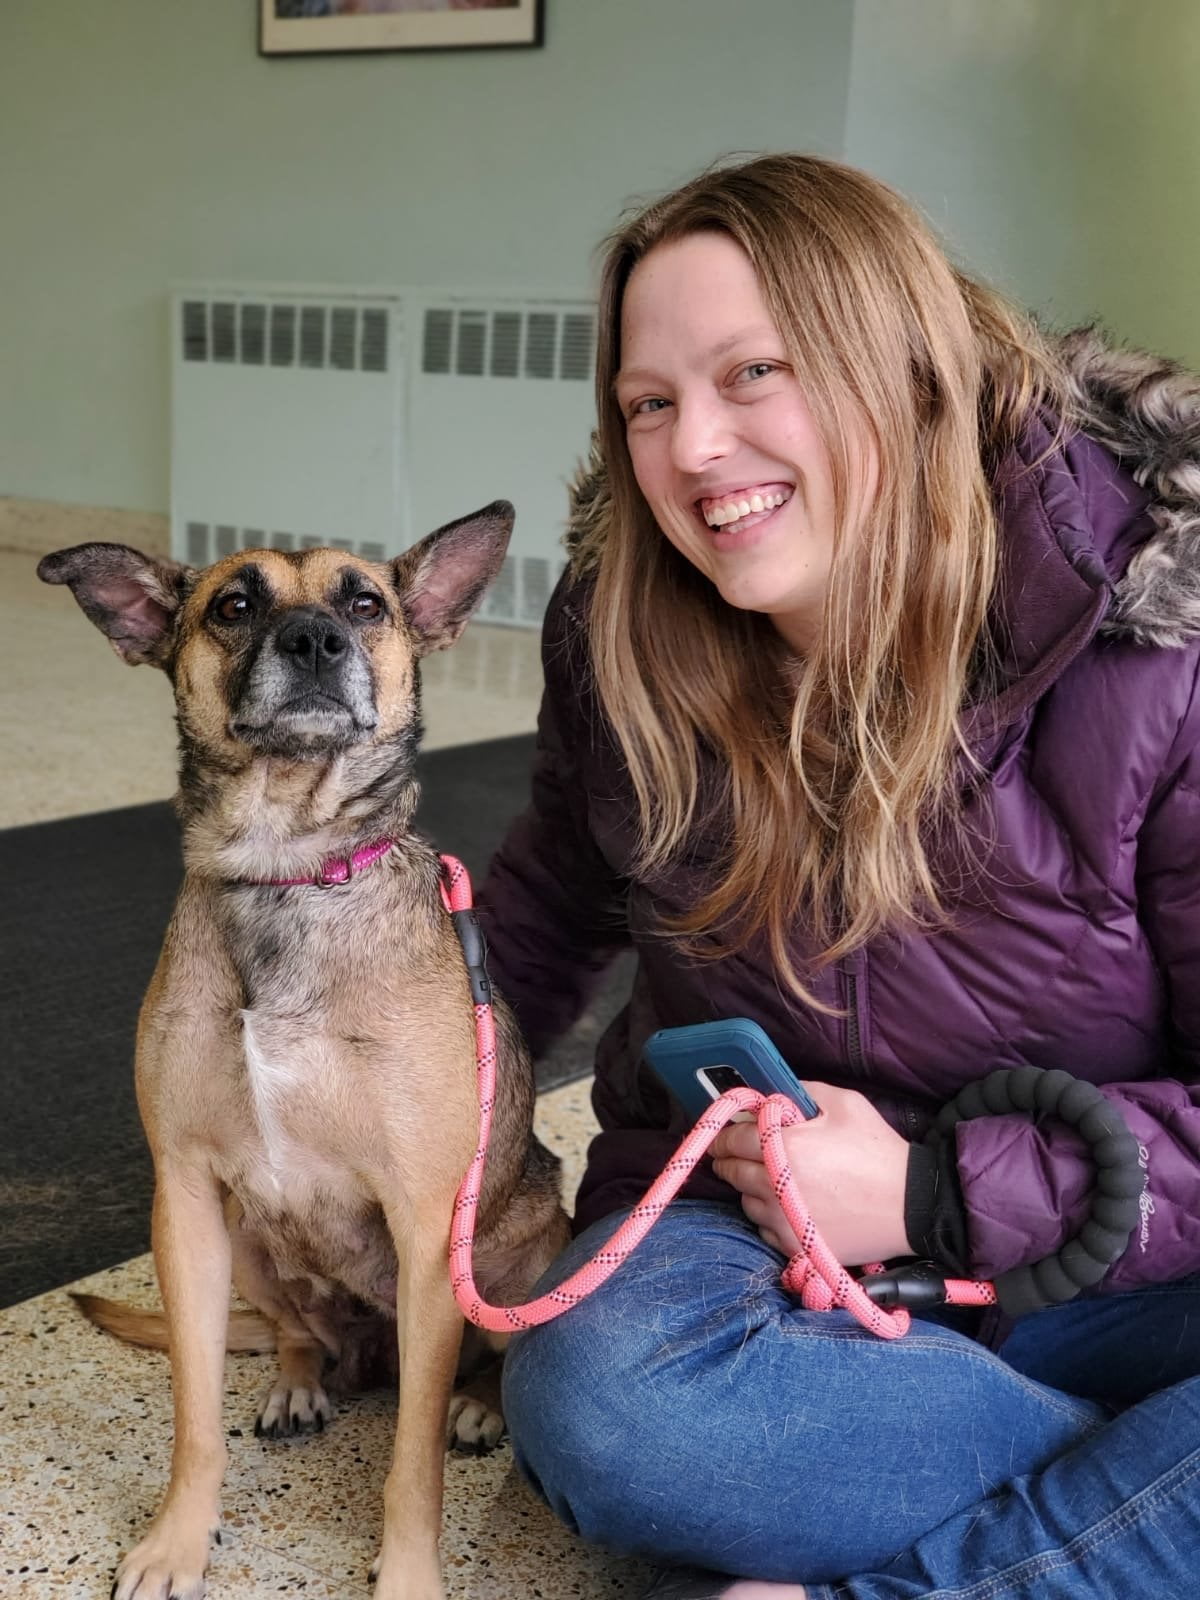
[480,332,1200,1295]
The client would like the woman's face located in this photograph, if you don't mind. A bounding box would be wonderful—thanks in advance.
[615,231,871,654]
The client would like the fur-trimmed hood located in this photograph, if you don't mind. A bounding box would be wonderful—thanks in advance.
[564,329,1200,650]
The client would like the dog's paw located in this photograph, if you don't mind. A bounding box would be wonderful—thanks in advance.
[254,1380,333,1439]
[368,1550,445,1598]
[446,1391,505,1455]
[112,1516,219,1600]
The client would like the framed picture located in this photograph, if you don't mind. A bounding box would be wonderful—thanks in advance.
[261,1,544,56]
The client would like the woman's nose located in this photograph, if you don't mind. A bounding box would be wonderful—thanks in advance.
[669,395,733,474]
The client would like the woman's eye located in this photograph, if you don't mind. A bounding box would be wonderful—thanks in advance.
[630,396,670,418]
[351,593,384,620]
[214,594,253,623]
[738,361,778,382]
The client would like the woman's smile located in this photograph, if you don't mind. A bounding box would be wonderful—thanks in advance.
[698,483,794,540]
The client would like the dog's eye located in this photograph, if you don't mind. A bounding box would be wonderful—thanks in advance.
[350,593,384,620]
[213,594,253,623]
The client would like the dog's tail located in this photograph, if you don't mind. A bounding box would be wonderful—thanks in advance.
[70,1293,276,1354]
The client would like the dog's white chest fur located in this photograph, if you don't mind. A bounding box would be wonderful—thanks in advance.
[240,1008,298,1181]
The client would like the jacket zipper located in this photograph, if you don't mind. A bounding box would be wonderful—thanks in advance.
[845,953,923,1140]
[843,953,867,1075]
[845,972,862,1069]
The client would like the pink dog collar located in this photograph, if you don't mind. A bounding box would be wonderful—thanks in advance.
[251,837,396,888]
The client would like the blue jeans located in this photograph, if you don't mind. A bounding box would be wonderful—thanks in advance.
[502,1202,1200,1597]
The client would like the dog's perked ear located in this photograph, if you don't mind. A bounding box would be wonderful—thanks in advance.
[37,543,194,668]
[391,500,514,656]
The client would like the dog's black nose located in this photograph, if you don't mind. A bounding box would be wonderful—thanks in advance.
[276,609,350,675]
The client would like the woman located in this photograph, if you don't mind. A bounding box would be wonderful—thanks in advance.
[479,154,1200,1598]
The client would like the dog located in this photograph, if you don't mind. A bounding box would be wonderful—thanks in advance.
[38,504,570,1600]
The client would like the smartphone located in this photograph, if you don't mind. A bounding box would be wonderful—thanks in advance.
[642,1018,822,1124]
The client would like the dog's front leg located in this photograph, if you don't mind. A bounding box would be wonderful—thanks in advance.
[370,1205,463,1600]
[114,1160,232,1600]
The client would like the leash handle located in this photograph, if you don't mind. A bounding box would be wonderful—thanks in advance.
[934,1068,1143,1315]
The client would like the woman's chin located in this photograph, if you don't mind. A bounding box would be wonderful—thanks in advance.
[713,581,817,639]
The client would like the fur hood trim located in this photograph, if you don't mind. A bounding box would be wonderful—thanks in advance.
[565,329,1200,649]
[1059,329,1200,647]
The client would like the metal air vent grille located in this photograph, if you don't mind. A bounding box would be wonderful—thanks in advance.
[420,306,595,381]
[181,299,392,373]
[479,555,564,624]
[184,523,392,567]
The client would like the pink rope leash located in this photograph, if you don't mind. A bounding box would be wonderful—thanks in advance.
[440,854,995,1342]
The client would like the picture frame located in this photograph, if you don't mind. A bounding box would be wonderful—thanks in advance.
[260,1,544,56]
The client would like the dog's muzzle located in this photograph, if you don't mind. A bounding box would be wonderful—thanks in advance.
[230,607,378,753]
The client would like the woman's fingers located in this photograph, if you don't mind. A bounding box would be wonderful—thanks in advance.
[709,1122,765,1162]
[713,1146,797,1248]
[712,1155,771,1196]
[739,1193,796,1256]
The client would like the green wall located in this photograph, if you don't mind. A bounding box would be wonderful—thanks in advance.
[845,0,1200,366]
[5,1,1200,519]
[0,0,852,514]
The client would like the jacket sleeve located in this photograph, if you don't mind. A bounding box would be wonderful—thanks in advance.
[478,574,633,1057]
[954,663,1200,1294]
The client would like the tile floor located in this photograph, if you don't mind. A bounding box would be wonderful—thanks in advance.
[1,542,651,1597]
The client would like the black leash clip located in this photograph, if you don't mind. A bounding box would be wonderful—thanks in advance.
[450,908,493,1007]
[858,1261,949,1310]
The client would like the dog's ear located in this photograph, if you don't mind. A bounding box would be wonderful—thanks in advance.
[37,543,195,668]
[391,500,514,656]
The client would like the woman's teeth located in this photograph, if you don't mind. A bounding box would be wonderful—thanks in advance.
[703,490,789,529]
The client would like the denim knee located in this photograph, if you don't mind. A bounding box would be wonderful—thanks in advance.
[496,1201,1112,1581]
[502,1288,629,1539]
[499,1201,783,1552]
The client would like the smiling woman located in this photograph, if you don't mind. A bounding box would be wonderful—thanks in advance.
[586,158,1035,999]
[477,153,1200,1600]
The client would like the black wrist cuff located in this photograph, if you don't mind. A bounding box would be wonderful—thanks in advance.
[904,1141,939,1257]
[903,1135,970,1275]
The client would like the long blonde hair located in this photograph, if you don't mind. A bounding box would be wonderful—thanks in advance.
[578,153,1070,1003]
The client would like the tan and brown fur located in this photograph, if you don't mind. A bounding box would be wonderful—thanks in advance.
[38,504,570,1600]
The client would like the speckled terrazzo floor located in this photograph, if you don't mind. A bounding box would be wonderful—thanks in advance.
[0,1081,653,1599]
[2,529,649,1597]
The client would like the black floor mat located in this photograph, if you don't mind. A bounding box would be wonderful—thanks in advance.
[0,734,630,1308]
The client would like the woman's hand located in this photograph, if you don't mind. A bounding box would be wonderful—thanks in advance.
[709,1082,914,1266]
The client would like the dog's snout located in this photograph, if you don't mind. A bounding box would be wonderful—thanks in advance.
[232,600,376,750]
[276,609,350,674]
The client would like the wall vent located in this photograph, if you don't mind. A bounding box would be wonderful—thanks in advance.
[421,305,595,381]
[479,554,564,625]
[184,522,390,568]
[184,524,553,619]
[173,282,595,628]
[181,298,391,373]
